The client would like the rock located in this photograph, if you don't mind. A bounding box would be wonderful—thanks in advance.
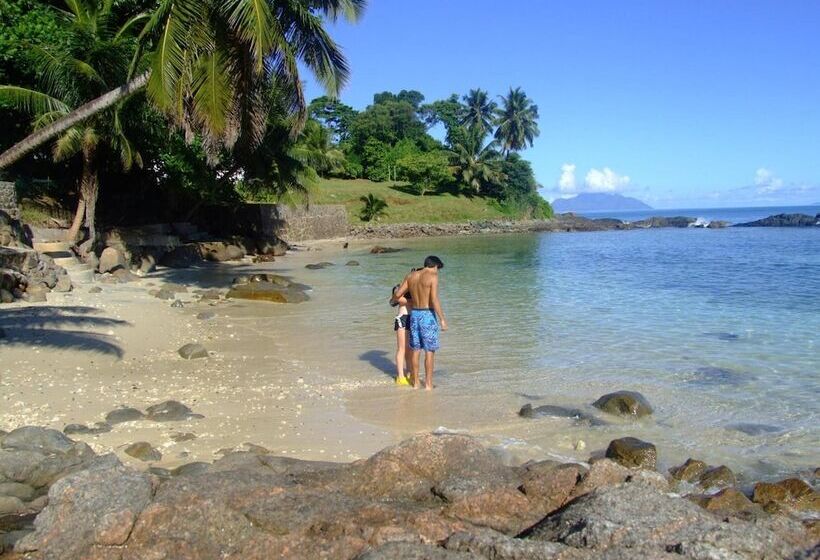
[24,284,47,302]
[518,462,582,514]
[567,459,630,501]
[0,495,24,515]
[0,288,12,303]
[707,220,729,228]
[52,273,72,292]
[735,213,820,227]
[112,268,139,282]
[698,465,736,489]
[64,422,112,435]
[256,238,289,257]
[669,458,708,482]
[200,241,245,262]
[16,454,154,557]
[444,530,569,560]
[605,437,657,470]
[88,286,102,294]
[370,246,402,254]
[196,311,215,320]
[357,542,472,559]
[105,407,144,425]
[690,365,746,386]
[346,260,360,266]
[518,404,606,426]
[198,288,221,300]
[171,462,210,477]
[139,254,157,274]
[159,244,203,268]
[633,216,697,228]
[98,247,125,273]
[689,487,755,514]
[170,432,197,443]
[728,422,783,436]
[145,400,202,422]
[178,343,208,359]
[754,478,819,512]
[1,427,76,455]
[526,482,810,559]
[170,299,184,308]
[592,391,653,418]
[124,442,162,462]
[305,261,334,269]
[0,481,35,501]
[227,281,309,304]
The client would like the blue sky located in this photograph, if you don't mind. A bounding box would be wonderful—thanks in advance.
[305,1,820,208]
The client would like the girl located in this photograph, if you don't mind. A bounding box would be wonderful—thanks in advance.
[390,281,413,386]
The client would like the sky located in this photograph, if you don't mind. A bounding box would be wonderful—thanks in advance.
[304,0,820,209]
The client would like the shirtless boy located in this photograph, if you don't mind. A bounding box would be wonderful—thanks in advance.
[393,256,448,390]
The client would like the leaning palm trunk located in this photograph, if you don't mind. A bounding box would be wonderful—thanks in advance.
[78,145,99,254]
[66,199,86,243]
[0,72,150,170]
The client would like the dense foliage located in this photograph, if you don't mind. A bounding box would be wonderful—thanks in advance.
[0,0,551,234]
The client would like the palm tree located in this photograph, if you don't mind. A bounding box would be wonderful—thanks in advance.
[359,193,388,222]
[494,87,539,155]
[0,0,366,169]
[450,127,504,194]
[290,120,346,177]
[0,0,145,247]
[461,89,496,137]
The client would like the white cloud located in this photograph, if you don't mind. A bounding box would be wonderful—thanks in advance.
[584,167,631,193]
[754,168,784,194]
[558,163,576,193]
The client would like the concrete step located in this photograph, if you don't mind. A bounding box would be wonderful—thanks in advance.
[33,241,71,253]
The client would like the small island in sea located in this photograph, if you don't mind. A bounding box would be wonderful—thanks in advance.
[552,192,653,213]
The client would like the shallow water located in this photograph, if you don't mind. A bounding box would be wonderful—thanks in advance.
[264,227,819,480]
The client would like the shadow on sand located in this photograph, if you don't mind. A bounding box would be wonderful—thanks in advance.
[147,261,305,290]
[359,350,396,379]
[0,306,129,358]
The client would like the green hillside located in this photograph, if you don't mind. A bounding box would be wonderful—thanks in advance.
[309,179,511,224]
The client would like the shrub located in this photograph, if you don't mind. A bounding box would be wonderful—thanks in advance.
[359,193,388,221]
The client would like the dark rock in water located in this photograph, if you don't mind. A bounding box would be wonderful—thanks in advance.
[704,331,741,341]
[124,442,162,462]
[16,455,153,557]
[226,281,309,303]
[145,400,202,422]
[177,343,208,359]
[305,261,334,270]
[592,391,653,418]
[370,246,402,254]
[690,366,746,386]
[196,311,215,320]
[518,404,607,426]
[605,437,657,470]
[256,238,288,257]
[64,422,112,435]
[669,458,708,482]
[753,478,819,513]
[728,422,783,436]
[735,213,820,227]
[159,244,202,268]
[707,220,729,229]
[345,260,360,266]
[169,432,197,443]
[633,216,697,228]
[698,465,736,489]
[525,482,808,558]
[105,407,144,425]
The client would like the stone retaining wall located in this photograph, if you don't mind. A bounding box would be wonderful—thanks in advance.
[0,181,20,220]
[197,203,348,243]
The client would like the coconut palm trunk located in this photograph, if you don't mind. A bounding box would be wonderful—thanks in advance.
[0,72,150,170]
[79,144,99,250]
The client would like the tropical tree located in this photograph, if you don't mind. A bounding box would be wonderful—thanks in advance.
[461,88,496,137]
[290,119,345,177]
[494,87,539,155]
[358,193,387,221]
[0,0,146,247]
[450,127,504,194]
[395,151,452,196]
[0,0,366,169]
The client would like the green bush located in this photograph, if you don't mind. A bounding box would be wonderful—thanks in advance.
[359,193,388,221]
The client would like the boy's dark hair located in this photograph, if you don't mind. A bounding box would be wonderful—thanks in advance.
[424,255,444,269]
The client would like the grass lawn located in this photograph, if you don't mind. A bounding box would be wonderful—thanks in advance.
[308,178,510,224]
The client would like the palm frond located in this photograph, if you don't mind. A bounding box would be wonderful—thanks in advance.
[53,127,83,161]
[0,86,71,116]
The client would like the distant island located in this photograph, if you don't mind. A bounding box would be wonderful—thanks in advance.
[552,193,653,213]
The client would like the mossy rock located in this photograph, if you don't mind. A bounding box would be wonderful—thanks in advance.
[605,437,657,470]
[592,391,653,418]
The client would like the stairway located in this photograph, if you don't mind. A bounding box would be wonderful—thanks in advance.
[32,241,95,284]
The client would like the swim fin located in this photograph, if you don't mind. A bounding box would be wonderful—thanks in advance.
[396,376,411,386]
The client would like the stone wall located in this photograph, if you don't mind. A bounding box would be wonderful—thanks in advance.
[197,203,348,243]
[0,181,20,221]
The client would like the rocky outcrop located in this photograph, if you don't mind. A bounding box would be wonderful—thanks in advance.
[0,247,70,303]
[1,432,815,559]
[735,213,820,227]
[226,274,310,303]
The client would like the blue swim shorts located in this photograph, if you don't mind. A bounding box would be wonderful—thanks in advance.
[408,309,439,351]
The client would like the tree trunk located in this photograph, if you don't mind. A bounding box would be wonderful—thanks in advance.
[78,145,99,255]
[66,198,86,243]
[0,71,150,170]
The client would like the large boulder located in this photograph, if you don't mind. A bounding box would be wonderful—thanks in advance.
[16,454,154,558]
[526,482,811,559]
[199,241,245,262]
[159,244,202,268]
[735,213,820,227]
[144,400,202,422]
[98,247,125,273]
[227,275,309,304]
[592,391,653,418]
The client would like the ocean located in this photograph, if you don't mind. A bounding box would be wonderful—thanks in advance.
[254,214,820,480]
[576,204,820,224]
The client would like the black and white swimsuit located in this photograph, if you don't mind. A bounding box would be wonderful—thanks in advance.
[394,313,409,331]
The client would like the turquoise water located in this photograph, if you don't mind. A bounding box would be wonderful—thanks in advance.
[280,227,819,479]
